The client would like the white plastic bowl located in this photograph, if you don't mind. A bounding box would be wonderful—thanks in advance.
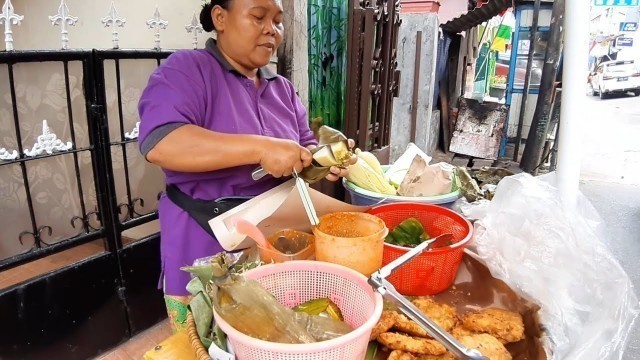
[343,166,461,207]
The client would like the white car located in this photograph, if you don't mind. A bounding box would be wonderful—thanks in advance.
[590,60,640,99]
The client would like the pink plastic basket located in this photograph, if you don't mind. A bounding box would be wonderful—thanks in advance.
[213,260,384,360]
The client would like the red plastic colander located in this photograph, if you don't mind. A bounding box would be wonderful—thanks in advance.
[366,202,473,296]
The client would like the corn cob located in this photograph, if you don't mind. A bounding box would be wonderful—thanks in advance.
[355,148,386,176]
[346,159,397,195]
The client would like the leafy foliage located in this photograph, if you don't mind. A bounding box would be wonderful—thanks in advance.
[308,0,348,131]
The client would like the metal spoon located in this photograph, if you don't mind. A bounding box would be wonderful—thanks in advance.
[251,166,268,180]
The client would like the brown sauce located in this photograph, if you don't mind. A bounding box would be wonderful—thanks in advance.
[316,212,386,238]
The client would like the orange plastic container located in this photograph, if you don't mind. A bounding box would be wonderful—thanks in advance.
[312,212,388,277]
[366,203,473,296]
[258,229,315,263]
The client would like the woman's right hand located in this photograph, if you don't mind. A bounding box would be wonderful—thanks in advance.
[258,137,313,178]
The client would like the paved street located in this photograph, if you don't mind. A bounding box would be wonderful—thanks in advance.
[581,92,640,184]
[578,91,640,359]
[581,181,640,359]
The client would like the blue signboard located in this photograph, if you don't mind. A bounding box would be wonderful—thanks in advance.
[594,0,639,6]
[620,22,638,32]
[617,37,634,47]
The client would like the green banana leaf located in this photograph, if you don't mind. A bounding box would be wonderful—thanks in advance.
[186,276,215,349]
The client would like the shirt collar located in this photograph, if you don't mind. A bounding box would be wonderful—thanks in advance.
[205,38,278,81]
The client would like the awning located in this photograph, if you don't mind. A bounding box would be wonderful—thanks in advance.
[441,0,512,34]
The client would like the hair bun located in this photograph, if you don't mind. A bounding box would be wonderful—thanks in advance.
[200,3,215,32]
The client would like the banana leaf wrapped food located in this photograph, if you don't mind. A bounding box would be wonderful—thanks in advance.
[208,254,353,344]
[293,298,345,321]
[300,125,354,184]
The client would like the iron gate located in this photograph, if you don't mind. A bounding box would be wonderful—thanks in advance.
[345,0,402,151]
[0,49,170,360]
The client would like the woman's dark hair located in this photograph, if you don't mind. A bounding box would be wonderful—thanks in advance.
[200,1,232,32]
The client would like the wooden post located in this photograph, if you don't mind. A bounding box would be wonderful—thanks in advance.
[278,0,309,110]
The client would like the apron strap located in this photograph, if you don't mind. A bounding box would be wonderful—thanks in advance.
[165,184,251,237]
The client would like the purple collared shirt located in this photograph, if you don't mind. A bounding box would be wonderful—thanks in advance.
[138,39,316,296]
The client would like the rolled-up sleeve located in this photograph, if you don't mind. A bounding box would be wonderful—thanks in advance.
[138,51,206,158]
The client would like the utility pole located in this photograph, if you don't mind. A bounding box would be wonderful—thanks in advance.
[557,0,589,208]
[520,0,565,173]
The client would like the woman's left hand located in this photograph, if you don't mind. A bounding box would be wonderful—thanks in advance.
[325,139,357,182]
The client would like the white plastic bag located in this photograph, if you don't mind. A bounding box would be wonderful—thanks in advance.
[468,172,639,360]
[209,341,234,360]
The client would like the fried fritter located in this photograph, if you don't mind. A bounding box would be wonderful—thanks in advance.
[461,308,525,344]
[415,352,457,360]
[451,325,511,345]
[451,325,478,338]
[388,350,416,360]
[387,351,457,360]
[393,313,430,338]
[378,332,447,355]
[458,334,512,360]
[371,310,399,341]
[410,297,458,332]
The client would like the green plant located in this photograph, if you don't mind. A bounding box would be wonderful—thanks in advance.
[308,0,348,131]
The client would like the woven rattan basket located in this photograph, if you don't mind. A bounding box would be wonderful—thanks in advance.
[186,311,211,360]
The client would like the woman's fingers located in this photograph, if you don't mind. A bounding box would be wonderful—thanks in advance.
[325,165,349,182]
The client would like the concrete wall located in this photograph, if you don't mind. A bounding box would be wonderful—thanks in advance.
[279,0,309,109]
[390,13,439,162]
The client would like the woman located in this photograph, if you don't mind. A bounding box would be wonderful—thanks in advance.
[138,0,351,333]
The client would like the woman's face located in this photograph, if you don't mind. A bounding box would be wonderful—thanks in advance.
[213,0,284,72]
